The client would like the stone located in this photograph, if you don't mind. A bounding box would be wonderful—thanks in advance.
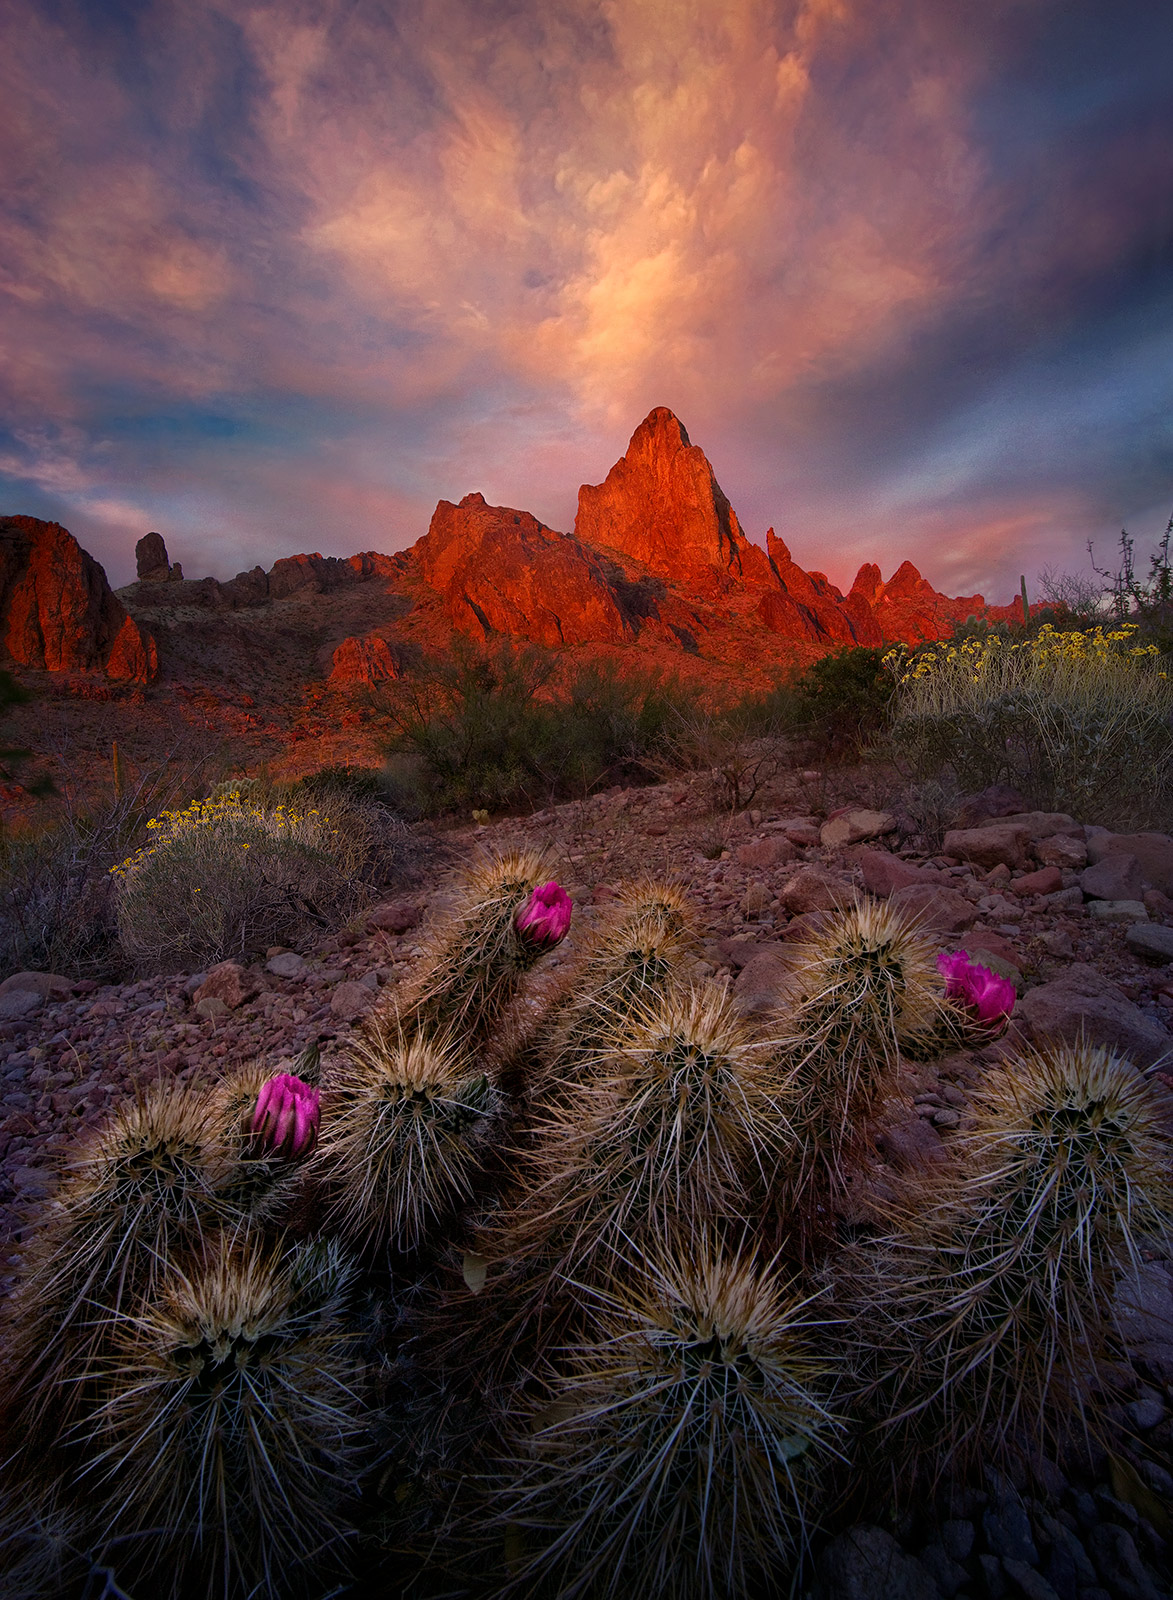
[192,962,259,1011]
[714,936,763,970]
[1018,964,1171,1066]
[943,825,1030,871]
[194,996,231,1021]
[0,515,157,681]
[0,971,72,1001]
[953,784,1030,826]
[732,946,802,1016]
[1087,899,1149,924]
[1000,1559,1058,1600]
[1081,854,1143,901]
[782,820,821,847]
[1039,929,1076,957]
[960,930,1020,966]
[979,1554,1007,1597]
[984,1491,1039,1566]
[266,952,307,979]
[820,809,896,849]
[1125,923,1173,962]
[10,1164,54,1198]
[1086,1524,1163,1600]
[849,847,938,897]
[740,881,772,917]
[329,634,399,685]
[135,530,171,581]
[734,835,795,870]
[367,899,423,934]
[0,989,43,1020]
[940,1521,976,1563]
[778,864,849,915]
[875,1111,946,1167]
[1042,886,1085,912]
[1127,1388,1166,1430]
[1086,831,1173,896]
[918,1543,968,1597]
[1010,866,1063,897]
[995,811,1082,840]
[819,1524,943,1600]
[1034,833,1088,870]
[887,882,978,936]
[1115,1262,1173,1383]
[330,981,376,1022]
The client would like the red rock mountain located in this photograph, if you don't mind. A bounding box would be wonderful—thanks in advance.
[0,516,157,682]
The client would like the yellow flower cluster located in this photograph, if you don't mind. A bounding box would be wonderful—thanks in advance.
[886,623,1164,687]
[109,791,334,882]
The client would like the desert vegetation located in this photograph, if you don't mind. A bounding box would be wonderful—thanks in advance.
[1,838,1169,1599]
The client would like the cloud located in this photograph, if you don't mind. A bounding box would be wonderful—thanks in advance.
[0,0,1170,601]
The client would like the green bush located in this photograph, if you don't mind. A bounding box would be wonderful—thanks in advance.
[113,786,398,972]
[376,639,695,813]
[735,647,895,762]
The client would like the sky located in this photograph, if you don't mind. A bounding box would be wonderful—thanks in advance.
[2,0,1172,602]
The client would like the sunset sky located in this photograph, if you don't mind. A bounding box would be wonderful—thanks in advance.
[2,0,1171,601]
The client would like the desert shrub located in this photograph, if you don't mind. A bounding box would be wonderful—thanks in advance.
[113,787,388,971]
[378,639,694,813]
[734,647,895,764]
[888,623,1173,827]
[656,706,783,812]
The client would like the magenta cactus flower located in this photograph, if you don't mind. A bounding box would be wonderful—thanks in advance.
[251,1072,320,1159]
[515,880,573,947]
[937,950,1016,1027]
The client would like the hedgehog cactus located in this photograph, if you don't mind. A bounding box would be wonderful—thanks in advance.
[489,1232,839,1600]
[389,850,570,1048]
[318,1016,503,1253]
[76,1233,368,1599]
[207,1063,317,1220]
[0,1082,237,1454]
[847,1038,1173,1480]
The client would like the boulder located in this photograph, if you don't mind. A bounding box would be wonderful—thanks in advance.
[847,848,937,898]
[820,809,896,849]
[887,882,978,936]
[953,785,1030,827]
[942,825,1029,871]
[960,930,1020,967]
[266,952,307,979]
[732,945,802,1015]
[1125,924,1173,963]
[1116,1262,1173,1384]
[819,1525,942,1600]
[0,988,43,1020]
[991,810,1082,840]
[781,820,821,847]
[192,962,259,1011]
[1034,832,1088,870]
[1086,831,1173,895]
[1088,899,1148,924]
[0,971,72,1001]
[740,881,772,917]
[778,865,849,915]
[734,835,795,871]
[1081,854,1143,902]
[1009,866,1063,898]
[1019,963,1171,1067]
[367,898,423,934]
[0,515,157,682]
[330,980,376,1022]
[194,996,231,1021]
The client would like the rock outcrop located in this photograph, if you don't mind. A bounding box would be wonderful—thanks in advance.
[415,493,630,646]
[0,516,157,682]
[135,531,181,582]
[574,408,775,593]
[329,635,400,686]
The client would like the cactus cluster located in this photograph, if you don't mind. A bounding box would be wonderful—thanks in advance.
[3,843,1170,1600]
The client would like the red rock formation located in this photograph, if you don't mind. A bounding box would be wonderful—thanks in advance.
[850,559,987,645]
[574,408,775,592]
[329,635,399,686]
[415,493,629,647]
[763,531,882,646]
[0,516,157,682]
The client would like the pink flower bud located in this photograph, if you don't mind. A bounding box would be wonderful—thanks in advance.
[937,950,1016,1028]
[250,1072,320,1159]
[515,880,573,947]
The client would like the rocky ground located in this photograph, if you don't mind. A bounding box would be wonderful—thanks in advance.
[1,765,1172,1599]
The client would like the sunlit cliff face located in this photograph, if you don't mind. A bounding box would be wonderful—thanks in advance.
[1,0,1171,595]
